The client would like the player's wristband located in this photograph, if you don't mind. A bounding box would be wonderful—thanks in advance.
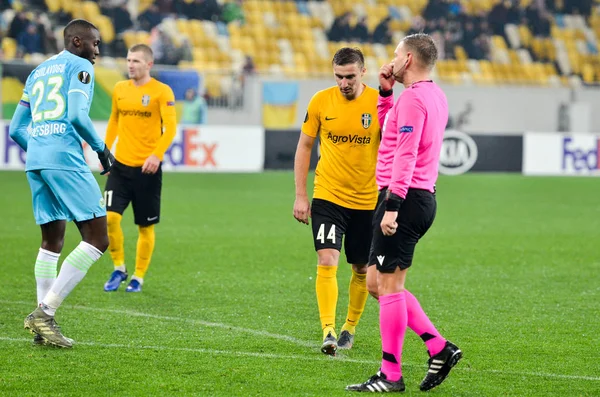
[379,86,393,97]
[385,191,404,211]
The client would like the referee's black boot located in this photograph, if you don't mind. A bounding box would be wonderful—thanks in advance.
[346,371,405,392]
[419,341,462,391]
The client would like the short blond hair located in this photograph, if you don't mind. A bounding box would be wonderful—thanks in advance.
[129,44,154,61]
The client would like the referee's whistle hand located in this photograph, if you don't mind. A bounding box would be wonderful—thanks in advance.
[381,211,398,236]
[293,197,311,225]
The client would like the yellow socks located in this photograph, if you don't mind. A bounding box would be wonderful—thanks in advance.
[134,225,155,280]
[107,211,125,267]
[107,213,156,281]
[343,269,368,335]
[316,265,338,339]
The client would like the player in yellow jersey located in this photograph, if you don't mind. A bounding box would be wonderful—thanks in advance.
[102,44,177,293]
[293,47,381,355]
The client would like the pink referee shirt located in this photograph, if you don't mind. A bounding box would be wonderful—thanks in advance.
[376,81,448,199]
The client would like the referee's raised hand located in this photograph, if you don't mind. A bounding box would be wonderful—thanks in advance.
[379,63,395,92]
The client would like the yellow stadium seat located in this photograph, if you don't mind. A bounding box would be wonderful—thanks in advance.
[45,0,60,13]
[205,75,223,97]
[82,1,100,21]
[518,25,532,47]
[95,15,115,44]
[136,31,151,45]
[2,37,17,60]
[122,31,137,49]
[454,46,468,61]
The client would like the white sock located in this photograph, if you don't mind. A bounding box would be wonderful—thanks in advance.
[115,265,126,273]
[42,242,103,316]
[131,275,144,285]
[35,248,60,305]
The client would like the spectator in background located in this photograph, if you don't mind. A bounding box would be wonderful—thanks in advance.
[406,16,426,36]
[182,88,208,125]
[138,4,163,31]
[36,15,58,54]
[222,0,244,24]
[150,26,180,65]
[188,0,221,22]
[155,0,175,15]
[506,1,522,24]
[431,30,445,60]
[423,0,448,21]
[8,12,29,39]
[565,0,592,17]
[352,16,369,43]
[372,16,392,45]
[424,19,438,35]
[462,21,479,58]
[448,0,462,17]
[488,0,509,36]
[473,34,490,60]
[242,55,256,74]
[112,4,134,33]
[526,3,551,37]
[17,23,43,55]
[533,12,551,37]
[328,12,352,42]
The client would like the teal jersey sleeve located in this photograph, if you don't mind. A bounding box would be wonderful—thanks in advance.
[67,58,95,111]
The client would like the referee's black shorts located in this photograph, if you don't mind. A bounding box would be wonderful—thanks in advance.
[369,187,436,272]
[104,160,162,226]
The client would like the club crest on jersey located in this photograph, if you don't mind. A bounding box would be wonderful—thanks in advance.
[361,113,372,129]
[142,95,150,106]
[77,71,91,84]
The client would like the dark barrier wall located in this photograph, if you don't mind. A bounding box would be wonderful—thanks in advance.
[265,129,319,170]
[439,131,523,175]
[266,129,523,174]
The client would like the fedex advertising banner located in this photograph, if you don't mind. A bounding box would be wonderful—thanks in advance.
[0,121,264,172]
[523,133,600,176]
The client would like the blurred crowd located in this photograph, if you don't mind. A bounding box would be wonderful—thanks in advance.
[0,0,597,63]
[327,0,594,62]
[0,0,246,61]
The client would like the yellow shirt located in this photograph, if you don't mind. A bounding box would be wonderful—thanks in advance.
[302,85,380,210]
[105,78,177,167]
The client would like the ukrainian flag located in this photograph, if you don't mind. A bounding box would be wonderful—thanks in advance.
[262,82,299,129]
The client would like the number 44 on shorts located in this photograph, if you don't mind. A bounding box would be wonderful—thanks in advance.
[316,224,336,244]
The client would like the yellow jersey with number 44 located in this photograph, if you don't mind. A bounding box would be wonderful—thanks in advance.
[302,85,380,210]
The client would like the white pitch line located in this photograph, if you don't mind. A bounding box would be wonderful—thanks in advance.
[0,337,599,382]
[2,301,600,382]
[1,300,316,348]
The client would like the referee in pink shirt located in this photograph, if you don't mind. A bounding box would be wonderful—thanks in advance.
[347,33,462,393]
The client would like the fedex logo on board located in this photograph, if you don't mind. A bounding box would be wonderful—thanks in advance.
[562,136,600,172]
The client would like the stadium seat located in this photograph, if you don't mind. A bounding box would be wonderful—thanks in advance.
[2,37,17,60]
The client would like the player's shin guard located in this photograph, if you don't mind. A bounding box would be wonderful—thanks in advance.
[107,211,125,267]
[42,242,103,315]
[343,268,368,333]
[134,225,155,280]
[35,248,60,305]
[316,265,338,337]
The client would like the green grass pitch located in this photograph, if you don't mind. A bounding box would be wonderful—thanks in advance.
[0,171,598,396]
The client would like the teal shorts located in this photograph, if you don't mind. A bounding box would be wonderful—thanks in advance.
[26,169,106,225]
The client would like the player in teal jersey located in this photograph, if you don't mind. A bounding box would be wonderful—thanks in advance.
[8,19,115,348]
